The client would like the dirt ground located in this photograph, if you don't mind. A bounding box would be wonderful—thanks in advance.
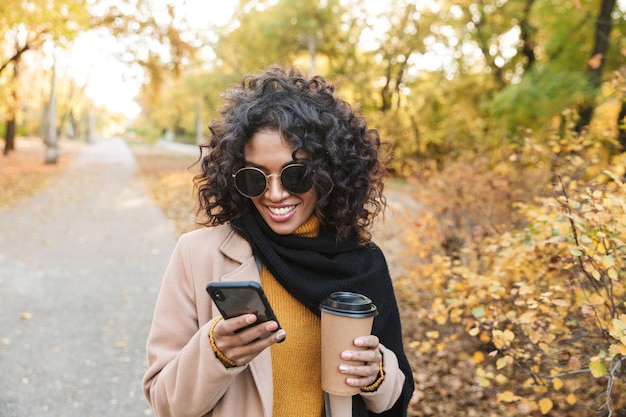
[0,138,85,210]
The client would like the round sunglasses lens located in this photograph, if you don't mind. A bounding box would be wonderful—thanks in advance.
[235,169,266,197]
[281,165,313,194]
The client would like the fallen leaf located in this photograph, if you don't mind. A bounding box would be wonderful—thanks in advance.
[539,397,553,415]
[19,312,33,320]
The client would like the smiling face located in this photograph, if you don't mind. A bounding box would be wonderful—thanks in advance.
[243,129,318,235]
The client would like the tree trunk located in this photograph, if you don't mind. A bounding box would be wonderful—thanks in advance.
[3,60,20,156]
[88,108,96,143]
[195,97,203,145]
[380,65,392,112]
[3,119,16,155]
[44,58,58,165]
[519,0,537,72]
[307,36,316,76]
[618,100,626,151]
[575,0,617,131]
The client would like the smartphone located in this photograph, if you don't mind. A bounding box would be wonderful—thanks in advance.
[206,281,283,341]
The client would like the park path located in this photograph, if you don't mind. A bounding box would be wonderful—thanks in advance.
[0,138,177,416]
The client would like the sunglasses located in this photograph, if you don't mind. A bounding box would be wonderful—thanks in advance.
[233,163,314,198]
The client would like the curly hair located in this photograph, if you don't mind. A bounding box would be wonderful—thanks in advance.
[194,65,389,243]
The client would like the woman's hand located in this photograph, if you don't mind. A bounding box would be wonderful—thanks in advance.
[212,314,286,366]
[340,335,383,388]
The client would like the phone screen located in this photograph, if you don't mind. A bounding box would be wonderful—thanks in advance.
[206,281,281,330]
[211,286,270,321]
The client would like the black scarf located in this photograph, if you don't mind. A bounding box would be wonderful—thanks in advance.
[231,210,414,417]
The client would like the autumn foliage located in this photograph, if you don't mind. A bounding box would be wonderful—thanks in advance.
[397,129,626,416]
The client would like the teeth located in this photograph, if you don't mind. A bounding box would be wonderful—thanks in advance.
[269,206,295,216]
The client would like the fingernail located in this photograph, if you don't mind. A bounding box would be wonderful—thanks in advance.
[246,314,256,324]
[276,330,286,340]
[339,364,349,372]
[341,352,351,360]
[354,338,364,346]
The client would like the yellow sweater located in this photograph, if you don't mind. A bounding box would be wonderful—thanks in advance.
[260,216,324,417]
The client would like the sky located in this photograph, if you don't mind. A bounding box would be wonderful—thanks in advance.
[64,0,237,119]
[65,30,145,119]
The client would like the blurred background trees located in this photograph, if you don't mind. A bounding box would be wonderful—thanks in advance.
[2,0,624,168]
[0,0,89,155]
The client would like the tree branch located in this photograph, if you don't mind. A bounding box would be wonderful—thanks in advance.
[0,44,30,75]
[598,356,622,417]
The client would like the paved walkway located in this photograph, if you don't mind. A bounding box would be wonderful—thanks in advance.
[0,138,178,416]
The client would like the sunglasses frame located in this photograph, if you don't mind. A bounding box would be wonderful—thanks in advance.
[232,163,314,198]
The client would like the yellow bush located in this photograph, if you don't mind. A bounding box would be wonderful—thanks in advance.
[399,136,625,416]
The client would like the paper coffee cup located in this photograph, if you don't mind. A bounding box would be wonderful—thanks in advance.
[320,292,378,396]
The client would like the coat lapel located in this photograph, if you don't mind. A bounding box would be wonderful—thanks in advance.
[217,228,274,417]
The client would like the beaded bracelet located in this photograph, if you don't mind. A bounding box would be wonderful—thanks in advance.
[360,360,385,392]
[209,317,238,368]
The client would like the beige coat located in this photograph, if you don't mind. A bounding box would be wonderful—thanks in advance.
[143,225,405,417]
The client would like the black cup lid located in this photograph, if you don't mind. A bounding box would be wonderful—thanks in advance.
[319,292,378,317]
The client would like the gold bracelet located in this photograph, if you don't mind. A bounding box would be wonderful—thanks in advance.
[361,360,385,392]
[209,317,238,368]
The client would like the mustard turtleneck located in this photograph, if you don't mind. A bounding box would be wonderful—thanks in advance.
[260,215,324,417]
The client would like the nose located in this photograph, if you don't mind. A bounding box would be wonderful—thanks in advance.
[264,173,289,200]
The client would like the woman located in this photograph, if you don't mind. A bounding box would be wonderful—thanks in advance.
[142,65,414,417]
